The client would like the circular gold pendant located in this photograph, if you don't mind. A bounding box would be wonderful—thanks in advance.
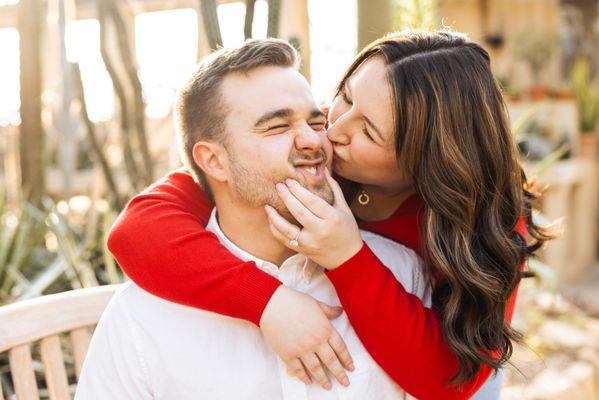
[358,191,370,205]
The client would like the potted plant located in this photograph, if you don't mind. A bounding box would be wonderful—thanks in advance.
[514,29,559,101]
[571,57,599,157]
[497,75,523,102]
[548,84,573,100]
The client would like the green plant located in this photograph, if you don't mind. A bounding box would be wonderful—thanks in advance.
[514,29,559,86]
[0,194,123,305]
[0,195,48,303]
[393,0,438,31]
[571,57,599,134]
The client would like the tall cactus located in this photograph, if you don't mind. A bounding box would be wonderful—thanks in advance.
[267,0,281,38]
[199,0,223,50]
[244,0,256,39]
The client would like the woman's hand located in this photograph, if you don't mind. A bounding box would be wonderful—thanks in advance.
[260,285,354,389]
[265,167,363,270]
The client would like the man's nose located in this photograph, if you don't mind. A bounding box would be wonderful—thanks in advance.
[294,125,324,152]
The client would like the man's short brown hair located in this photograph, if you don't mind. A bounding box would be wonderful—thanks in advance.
[175,38,299,190]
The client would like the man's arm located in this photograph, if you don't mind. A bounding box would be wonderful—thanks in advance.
[75,286,152,400]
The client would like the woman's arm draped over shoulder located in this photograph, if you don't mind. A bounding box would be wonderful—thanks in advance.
[107,169,281,325]
[326,232,525,400]
[266,175,524,399]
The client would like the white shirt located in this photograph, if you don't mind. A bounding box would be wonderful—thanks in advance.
[76,210,432,400]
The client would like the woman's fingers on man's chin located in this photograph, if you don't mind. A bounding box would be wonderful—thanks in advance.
[284,178,330,219]
[324,168,351,211]
[275,183,319,228]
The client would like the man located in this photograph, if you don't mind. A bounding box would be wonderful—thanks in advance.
[75,39,430,400]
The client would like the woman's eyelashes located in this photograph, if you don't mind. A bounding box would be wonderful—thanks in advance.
[362,126,375,142]
[341,91,352,105]
[339,91,375,143]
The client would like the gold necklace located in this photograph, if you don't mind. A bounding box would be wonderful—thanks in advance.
[358,188,370,205]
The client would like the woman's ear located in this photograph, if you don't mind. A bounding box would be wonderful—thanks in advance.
[192,141,228,183]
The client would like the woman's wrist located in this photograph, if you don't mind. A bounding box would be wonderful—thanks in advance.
[321,238,364,271]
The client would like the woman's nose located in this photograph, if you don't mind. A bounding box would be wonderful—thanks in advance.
[326,116,351,146]
[295,126,324,153]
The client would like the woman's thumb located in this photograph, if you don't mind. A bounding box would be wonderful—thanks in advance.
[317,301,343,319]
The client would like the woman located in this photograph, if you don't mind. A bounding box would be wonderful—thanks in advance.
[107,30,553,399]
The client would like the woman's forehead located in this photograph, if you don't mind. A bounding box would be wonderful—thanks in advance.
[348,55,389,89]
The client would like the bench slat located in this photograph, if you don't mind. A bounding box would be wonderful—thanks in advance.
[40,335,70,400]
[0,285,118,353]
[69,328,91,380]
[8,344,40,400]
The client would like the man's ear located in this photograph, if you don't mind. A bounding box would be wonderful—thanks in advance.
[192,141,228,183]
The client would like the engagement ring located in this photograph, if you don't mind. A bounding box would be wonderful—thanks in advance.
[289,230,301,248]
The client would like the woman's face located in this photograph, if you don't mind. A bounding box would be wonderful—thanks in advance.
[327,56,410,191]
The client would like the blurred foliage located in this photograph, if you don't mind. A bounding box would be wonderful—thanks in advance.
[512,108,561,291]
[511,102,572,163]
[514,29,559,85]
[571,57,599,134]
[0,192,123,305]
[393,0,438,31]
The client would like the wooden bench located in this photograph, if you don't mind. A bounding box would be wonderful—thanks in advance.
[0,285,120,400]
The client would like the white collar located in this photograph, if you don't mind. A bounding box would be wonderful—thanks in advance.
[205,209,318,282]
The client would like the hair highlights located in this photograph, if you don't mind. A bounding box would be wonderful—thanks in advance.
[337,30,557,385]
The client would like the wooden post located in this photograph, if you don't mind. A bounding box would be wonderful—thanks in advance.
[279,0,310,81]
[357,0,392,51]
[18,0,46,205]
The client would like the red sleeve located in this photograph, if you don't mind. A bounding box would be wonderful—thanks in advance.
[326,226,526,399]
[106,169,281,326]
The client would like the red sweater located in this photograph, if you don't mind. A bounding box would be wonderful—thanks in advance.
[107,169,526,400]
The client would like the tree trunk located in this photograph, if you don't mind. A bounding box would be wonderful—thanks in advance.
[105,0,154,185]
[56,0,76,197]
[72,63,123,210]
[357,0,392,51]
[98,0,142,193]
[18,0,46,206]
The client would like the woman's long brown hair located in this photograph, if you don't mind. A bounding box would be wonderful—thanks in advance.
[336,30,556,386]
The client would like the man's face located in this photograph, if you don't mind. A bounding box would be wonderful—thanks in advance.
[219,66,333,218]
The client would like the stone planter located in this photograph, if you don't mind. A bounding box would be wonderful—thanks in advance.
[580,133,599,158]
[529,85,549,102]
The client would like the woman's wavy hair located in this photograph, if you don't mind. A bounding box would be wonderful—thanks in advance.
[336,30,557,386]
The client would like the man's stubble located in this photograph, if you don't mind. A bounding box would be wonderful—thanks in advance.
[226,145,334,224]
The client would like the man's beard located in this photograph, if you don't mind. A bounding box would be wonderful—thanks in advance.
[226,147,334,222]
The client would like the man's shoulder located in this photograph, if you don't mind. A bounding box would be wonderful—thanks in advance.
[358,229,429,299]
[106,281,199,318]
[97,282,149,325]
[102,281,251,331]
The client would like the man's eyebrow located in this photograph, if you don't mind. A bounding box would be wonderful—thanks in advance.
[310,109,326,119]
[254,108,325,127]
[364,115,384,141]
[254,108,293,127]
